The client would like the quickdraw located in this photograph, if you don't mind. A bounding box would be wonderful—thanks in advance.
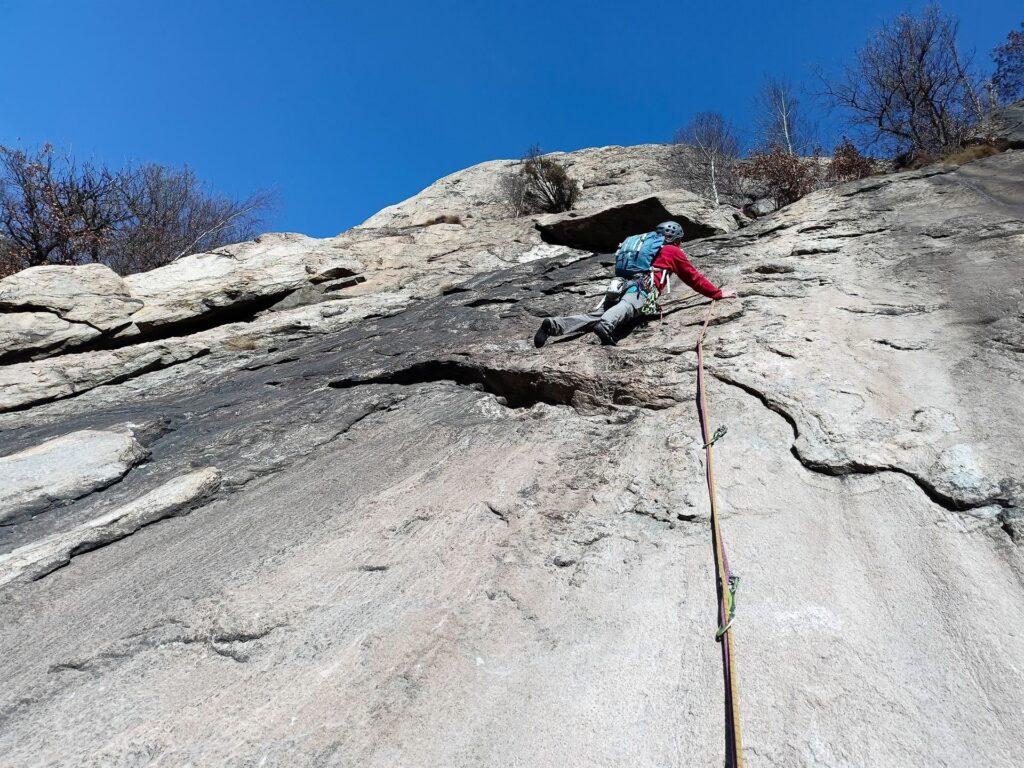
[630,269,670,317]
[695,300,744,768]
[703,424,728,449]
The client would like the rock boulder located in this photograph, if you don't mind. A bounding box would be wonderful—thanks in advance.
[0,430,149,524]
[0,312,101,359]
[974,99,1024,148]
[124,233,364,331]
[0,263,141,331]
[0,467,221,587]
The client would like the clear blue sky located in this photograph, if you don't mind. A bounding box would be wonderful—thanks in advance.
[1,1,1019,236]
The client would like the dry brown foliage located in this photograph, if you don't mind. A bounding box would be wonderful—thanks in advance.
[420,214,462,226]
[739,146,821,207]
[941,142,1006,165]
[827,139,876,182]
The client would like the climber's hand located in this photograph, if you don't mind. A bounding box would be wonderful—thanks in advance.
[719,288,738,299]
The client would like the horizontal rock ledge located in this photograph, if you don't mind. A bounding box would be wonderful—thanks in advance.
[0,430,149,525]
[0,467,221,588]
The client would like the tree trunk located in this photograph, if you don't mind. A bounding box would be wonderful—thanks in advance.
[710,157,720,206]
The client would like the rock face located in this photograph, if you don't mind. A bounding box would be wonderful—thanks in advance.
[0,311,101,359]
[0,146,1022,767]
[0,430,148,524]
[0,467,221,587]
[978,98,1024,147]
[0,146,692,360]
[0,262,142,330]
[122,232,365,332]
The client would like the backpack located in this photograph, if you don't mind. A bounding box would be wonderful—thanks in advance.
[614,232,664,278]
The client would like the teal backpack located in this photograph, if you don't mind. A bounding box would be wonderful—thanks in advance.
[614,232,664,278]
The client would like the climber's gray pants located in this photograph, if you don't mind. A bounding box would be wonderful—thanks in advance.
[547,288,646,336]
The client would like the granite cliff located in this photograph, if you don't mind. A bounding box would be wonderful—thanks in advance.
[1,141,1022,767]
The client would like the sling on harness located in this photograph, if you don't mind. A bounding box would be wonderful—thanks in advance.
[624,269,671,317]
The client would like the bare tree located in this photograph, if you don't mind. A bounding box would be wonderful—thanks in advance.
[755,78,814,156]
[0,144,273,276]
[992,21,1024,105]
[0,144,80,267]
[672,112,740,204]
[821,5,985,158]
[108,164,273,273]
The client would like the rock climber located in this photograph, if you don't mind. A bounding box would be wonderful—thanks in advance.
[533,221,738,347]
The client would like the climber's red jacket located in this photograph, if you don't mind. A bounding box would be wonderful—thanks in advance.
[651,244,723,300]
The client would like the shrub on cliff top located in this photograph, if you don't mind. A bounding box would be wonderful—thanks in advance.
[827,139,876,182]
[739,146,821,208]
[498,145,579,216]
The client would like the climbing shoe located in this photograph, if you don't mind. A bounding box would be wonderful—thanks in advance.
[593,324,616,346]
[534,318,556,348]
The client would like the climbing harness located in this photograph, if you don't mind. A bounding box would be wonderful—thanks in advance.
[695,300,745,768]
[623,268,671,317]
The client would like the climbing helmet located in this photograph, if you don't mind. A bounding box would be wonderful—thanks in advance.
[655,221,684,242]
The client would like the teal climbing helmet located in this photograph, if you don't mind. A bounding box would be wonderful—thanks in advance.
[656,221,684,242]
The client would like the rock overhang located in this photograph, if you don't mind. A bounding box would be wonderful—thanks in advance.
[534,190,740,252]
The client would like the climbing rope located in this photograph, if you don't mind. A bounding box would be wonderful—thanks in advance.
[695,300,744,768]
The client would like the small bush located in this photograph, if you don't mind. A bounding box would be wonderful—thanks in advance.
[827,139,876,182]
[738,146,821,207]
[498,145,579,216]
[941,142,1005,166]
[223,336,259,351]
[420,214,462,226]
[893,149,937,170]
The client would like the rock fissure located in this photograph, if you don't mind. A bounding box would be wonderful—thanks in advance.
[816,228,888,239]
[328,358,677,411]
[464,297,521,308]
[873,338,928,351]
[45,623,284,676]
[0,303,111,335]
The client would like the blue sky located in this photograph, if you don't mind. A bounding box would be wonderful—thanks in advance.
[1,1,1019,236]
